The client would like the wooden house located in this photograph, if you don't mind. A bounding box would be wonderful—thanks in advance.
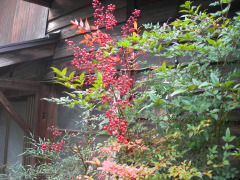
[0,0,240,172]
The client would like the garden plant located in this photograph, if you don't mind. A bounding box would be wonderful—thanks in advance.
[1,0,240,179]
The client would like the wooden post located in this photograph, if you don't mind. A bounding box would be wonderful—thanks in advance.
[36,84,57,139]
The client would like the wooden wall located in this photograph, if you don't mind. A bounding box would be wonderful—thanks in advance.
[47,0,126,60]
[42,0,240,81]
[0,0,48,46]
[44,0,180,79]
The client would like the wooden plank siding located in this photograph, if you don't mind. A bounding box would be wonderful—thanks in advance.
[45,0,240,80]
[137,0,178,24]
[47,0,127,33]
[45,0,180,80]
[46,0,179,68]
[0,0,48,46]
[49,0,92,21]
[47,0,127,62]
[23,0,53,8]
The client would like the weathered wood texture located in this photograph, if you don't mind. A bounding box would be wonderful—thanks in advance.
[45,0,240,79]
[137,0,178,24]
[0,61,44,81]
[48,0,126,33]
[36,85,57,138]
[53,23,125,59]
[136,0,165,7]
[0,0,48,46]
[47,0,127,60]
[0,78,40,91]
[0,91,33,133]
[57,9,126,40]
[0,44,56,67]
[23,0,53,7]
[49,0,92,20]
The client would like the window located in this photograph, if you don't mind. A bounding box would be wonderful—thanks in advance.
[0,96,34,173]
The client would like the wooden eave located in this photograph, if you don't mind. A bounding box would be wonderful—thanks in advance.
[0,31,60,68]
[22,0,53,8]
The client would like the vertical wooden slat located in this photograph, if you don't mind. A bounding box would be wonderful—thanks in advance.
[0,0,48,46]
[0,0,16,45]
[3,117,10,173]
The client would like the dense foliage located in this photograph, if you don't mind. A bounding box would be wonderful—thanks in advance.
[1,0,240,179]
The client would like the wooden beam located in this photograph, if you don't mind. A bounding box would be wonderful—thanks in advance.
[22,0,53,8]
[0,78,40,92]
[3,90,35,99]
[0,91,33,133]
[127,0,136,19]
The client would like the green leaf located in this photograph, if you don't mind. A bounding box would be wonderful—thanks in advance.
[222,81,235,87]
[206,39,217,46]
[188,84,198,90]
[79,72,85,82]
[199,82,211,88]
[226,128,230,138]
[97,72,103,82]
[162,61,166,70]
[138,103,154,113]
[68,71,75,80]
[211,113,218,120]
[210,73,219,84]
[62,68,67,76]
[149,92,157,102]
[223,128,236,142]
[51,67,65,77]
[171,89,186,97]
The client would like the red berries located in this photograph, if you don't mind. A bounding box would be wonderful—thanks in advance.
[92,0,117,29]
[65,1,141,143]
[41,126,64,151]
[41,141,64,151]
[50,126,62,137]
[121,9,141,35]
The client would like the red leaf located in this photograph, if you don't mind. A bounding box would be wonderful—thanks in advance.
[85,19,90,31]
[71,24,78,29]
[79,18,84,27]
[85,34,92,39]
[76,29,87,34]
[91,26,98,30]
[79,39,87,44]
[86,41,93,46]
[70,19,78,25]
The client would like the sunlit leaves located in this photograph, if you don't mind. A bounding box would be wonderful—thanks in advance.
[70,18,98,34]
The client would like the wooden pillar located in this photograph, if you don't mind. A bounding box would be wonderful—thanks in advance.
[36,84,57,139]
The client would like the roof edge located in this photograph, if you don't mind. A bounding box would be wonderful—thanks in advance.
[0,31,60,54]
[22,0,53,8]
